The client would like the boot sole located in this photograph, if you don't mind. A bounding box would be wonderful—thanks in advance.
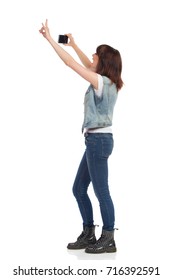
[85,247,117,254]
[67,240,97,250]
[67,245,88,250]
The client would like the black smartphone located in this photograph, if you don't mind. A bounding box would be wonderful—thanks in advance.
[58,35,68,44]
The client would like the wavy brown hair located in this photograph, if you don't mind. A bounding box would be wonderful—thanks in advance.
[96,44,123,91]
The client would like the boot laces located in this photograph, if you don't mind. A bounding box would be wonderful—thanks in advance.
[95,234,105,245]
[78,231,86,240]
[95,228,118,245]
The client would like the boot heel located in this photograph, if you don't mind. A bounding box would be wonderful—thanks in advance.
[106,245,117,253]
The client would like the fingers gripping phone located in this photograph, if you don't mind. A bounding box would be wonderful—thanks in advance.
[58,35,68,44]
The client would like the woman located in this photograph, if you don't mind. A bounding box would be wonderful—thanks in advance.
[39,19,123,254]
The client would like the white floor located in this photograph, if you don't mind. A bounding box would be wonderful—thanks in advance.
[1,187,172,279]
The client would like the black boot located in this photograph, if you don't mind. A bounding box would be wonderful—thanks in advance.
[67,226,96,249]
[85,229,117,254]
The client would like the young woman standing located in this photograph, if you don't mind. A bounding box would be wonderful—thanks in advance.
[39,20,123,254]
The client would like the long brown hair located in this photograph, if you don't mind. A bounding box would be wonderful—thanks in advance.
[96,44,123,91]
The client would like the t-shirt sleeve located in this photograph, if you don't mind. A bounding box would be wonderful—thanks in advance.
[94,74,103,97]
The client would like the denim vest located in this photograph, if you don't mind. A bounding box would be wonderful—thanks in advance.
[82,76,118,132]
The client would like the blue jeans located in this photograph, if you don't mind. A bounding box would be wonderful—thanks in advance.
[72,133,115,231]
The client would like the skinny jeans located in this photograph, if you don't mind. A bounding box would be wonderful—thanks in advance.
[72,133,115,231]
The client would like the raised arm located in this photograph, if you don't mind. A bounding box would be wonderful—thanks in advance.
[65,34,92,69]
[39,20,98,89]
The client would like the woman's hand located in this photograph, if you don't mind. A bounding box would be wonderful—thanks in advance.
[39,19,51,40]
[65,33,76,47]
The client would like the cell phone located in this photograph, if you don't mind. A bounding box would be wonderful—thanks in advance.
[58,35,68,44]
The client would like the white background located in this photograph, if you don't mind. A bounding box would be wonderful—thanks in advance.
[0,0,173,279]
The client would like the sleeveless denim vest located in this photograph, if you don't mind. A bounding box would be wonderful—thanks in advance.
[82,76,118,132]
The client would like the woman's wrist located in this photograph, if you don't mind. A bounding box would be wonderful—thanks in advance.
[72,43,79,51]
[46,34,53,43]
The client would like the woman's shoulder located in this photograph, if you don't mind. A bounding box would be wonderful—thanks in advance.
[101,75,112,84]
